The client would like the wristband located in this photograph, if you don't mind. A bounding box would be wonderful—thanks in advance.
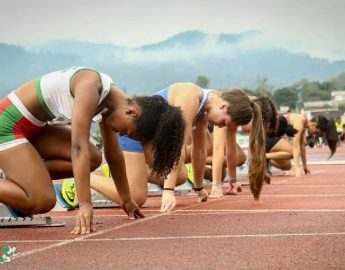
[193,186,204,191]
[212,182,223,187]
[163,187,175,191]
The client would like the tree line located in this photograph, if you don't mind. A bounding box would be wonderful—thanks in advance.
[196,72,345,112]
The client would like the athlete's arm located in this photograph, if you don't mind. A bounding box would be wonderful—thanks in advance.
[70,70,101,234]
[225,124,238,181]
[291,117,305,177]
[212,126,227,184]
[100,116,144,219]
[191,119,208,189]
[160,85,200,211]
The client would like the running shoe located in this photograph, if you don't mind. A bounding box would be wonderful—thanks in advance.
[0,169,5,180]
[5,205,33,218]
[61,178,78,208]
[101,164,111,178]
[185,163,194,185]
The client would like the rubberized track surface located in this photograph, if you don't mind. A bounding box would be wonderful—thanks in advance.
[1,145,345,269]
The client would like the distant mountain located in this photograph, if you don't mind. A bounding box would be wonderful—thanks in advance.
[138,30,260,51]
[31,40,124,61]
[1,30,344,97]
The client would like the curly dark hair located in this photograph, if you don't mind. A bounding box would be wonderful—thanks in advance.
[253,96,278,137]
[133,95,185,177]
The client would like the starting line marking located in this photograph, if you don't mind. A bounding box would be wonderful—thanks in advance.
[5,232,345,243]
[83,231,345,241]
[170,209,345,213]
[9,189,345,261]
[10,210,175,260]
[304,160,345,165]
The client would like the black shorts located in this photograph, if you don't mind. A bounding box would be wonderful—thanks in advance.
[266,136,281,153]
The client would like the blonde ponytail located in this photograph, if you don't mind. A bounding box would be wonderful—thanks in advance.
[248,102,266,200]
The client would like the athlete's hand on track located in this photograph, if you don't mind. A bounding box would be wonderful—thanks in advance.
[304,168,311,174]
[160,189,176,212]
[71,203,95,235]
[196,189,208,202]
[225,183,242,195]
[209,184,224,198]
[121,199,145,220]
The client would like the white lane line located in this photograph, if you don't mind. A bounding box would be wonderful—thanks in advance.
[80,232,345,241]
[269,185,345,187]
[170,209,345,213]
[221,194,345,199]
[52,214,129,219]
[9,190,345,260]
[4,231,345,243]
[10,210,175,260]
[51,209,345,219]
[264,194,345,197]
[0,240,60,243]
[39,208,345,220]
[305,160,345,165]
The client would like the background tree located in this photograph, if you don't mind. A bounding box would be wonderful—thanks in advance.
[195,75,210,88]
[255,77,273,97]
[273,87,298,110]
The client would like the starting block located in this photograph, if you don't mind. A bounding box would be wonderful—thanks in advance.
[147,183,163,197]
[175,180,193,195]
[147,181,194,197]
[0,204,65,227]
[236,164,249,185]
[0,216,65,228]
[91,191,119,208]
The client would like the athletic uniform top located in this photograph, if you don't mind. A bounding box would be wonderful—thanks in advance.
[37,66,113,123]
[118,85,213,152]
[155,86,212,128]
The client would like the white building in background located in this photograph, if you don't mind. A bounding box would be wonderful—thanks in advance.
[303,90,345,119]
[332,91,345,102]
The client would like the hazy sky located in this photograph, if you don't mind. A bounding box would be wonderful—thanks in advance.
[1,0,345,60]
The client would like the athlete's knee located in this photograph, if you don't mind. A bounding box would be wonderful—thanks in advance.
[175,165,188,185]
[237,154,246,166]
[31,190,56,214]
[280,162,292,171]
[131,189,147,207]
[90,147,102,172]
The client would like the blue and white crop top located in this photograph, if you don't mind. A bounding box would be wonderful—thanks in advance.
[155,86,212,127]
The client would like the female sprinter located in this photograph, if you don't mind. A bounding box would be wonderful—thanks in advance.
[0,67,185,234]
[210,96,273,198]
[286,113,338,176]
[90,83,265,211]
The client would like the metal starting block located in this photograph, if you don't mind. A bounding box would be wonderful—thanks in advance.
[147,181,194,197]
[0,216,65,227]
[0,204,65,227]
[91,192,119,208]
[175,181,194,195]
[147,183,163,197]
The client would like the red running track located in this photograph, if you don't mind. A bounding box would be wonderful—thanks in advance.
[1,145,345,269]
